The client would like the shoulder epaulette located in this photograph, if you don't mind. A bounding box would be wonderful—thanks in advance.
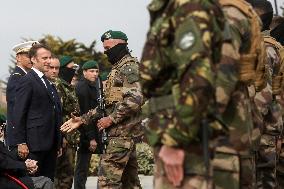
[12,73,22,76]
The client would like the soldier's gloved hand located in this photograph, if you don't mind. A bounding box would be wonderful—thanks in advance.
[60,116,83,133]
[18,144,29,160]
[89,139,97,152]
[158,145,185,187]
[97,116,113,131]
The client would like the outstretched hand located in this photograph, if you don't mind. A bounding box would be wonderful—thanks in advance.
[60,116,83,133]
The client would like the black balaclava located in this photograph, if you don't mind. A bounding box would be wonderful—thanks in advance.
[246,0,273,31]
[260,12,273,31]
[104,43,129,64]
[59,67,76,84]
[271,22,284,46]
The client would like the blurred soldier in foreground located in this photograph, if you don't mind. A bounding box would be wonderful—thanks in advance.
[61,30,144,189]
[6,41,38,146]
[140,0,225,188]
[53,55,80,189]
[74,60,102,189]
[269,17,284,188]
[212,0,267,188]
[249,1,283,188]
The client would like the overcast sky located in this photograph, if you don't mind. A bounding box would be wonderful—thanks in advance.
[0,0,151,80]
[0,0,283,81]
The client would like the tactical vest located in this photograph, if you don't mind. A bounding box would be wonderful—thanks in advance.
[104,55,139,106]
[264,36,284,95]
[219,0,267,91]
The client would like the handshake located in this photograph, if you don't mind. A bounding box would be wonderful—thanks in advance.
[25,159,38,175]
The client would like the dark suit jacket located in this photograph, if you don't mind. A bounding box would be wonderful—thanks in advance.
[76,78,102,153]
[11,69,62,152]
[6,66,26,146]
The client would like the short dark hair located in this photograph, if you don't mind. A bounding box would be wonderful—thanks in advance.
[248,0,273,12]
[271,21,284,45]
[248,0,273,31]
[271,16,284,30]
[29,43,51,58]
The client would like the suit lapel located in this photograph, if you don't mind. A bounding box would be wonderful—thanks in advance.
[30,70,54,102]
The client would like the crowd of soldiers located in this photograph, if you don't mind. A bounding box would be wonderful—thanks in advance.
[2,0,284,189]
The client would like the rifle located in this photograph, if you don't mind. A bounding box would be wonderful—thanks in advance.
[97,77,108,153]
[201,119,210,179]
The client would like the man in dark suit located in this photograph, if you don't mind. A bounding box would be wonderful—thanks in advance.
[11,43,62,180]
[6,41,39,146]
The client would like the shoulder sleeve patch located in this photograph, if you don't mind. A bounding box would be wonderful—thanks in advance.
[172,16,207,67]
[121,63,139,84]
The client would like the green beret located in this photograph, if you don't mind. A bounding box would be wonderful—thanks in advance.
[101,30,128,42]
[82,60,99,70]
[59,56,73,67]
[100,71,110,81]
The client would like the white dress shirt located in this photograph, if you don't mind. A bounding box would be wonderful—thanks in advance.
[32,67,47,88]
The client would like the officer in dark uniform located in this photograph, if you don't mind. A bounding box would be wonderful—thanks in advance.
[5,41,38,147]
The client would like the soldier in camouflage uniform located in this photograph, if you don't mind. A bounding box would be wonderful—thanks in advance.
[270,17,284,188]
[61,30,144,189]
[140,0,225,188]
[248,1,283,188]
[54,56,80,189]
[210,0,269,188]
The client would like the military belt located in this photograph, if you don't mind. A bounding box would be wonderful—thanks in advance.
[143,95,175,115]
[108,136,142,143]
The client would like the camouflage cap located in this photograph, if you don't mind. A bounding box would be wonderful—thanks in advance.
[82,60,99,70]
[59,56,73,67]
[101,30,128,42]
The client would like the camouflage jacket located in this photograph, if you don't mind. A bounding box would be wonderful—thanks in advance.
[54,78,80,145]
[81,54,144,138]
[140,0,224,149]
[216,0,259,152]
[259,31,283,136]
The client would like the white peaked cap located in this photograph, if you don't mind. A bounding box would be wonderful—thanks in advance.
[12,41,39,54]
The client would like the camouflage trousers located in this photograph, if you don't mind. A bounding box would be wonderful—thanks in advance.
[256,134,278,189]
[54,145,77,189]
[277,138,284,188]
[213,146,256,189]
[98,137,142,189]
[154,147,212,189]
